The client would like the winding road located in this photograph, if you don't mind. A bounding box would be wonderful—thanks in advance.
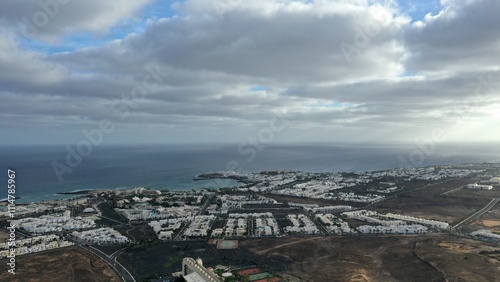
[72,240,136,282]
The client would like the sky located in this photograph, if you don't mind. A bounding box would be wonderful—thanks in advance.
[0,0,499,145]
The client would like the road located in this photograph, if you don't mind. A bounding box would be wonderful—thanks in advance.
[198,194,215,215]
[441,185,464,195]
[451,198,500,230]
[99,215,127,225]
[175,194,215,239]
[70,239,136,282]
[254,236,322,255]
[306,211,329,234]
[14,218,135,282]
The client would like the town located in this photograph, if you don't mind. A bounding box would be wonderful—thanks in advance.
[1,163,500,282]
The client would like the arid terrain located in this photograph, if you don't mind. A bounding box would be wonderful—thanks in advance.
[0,246,118,282]
[469,203,500,233]
[0,230,10,242]
[371,178,496,224]
[245,234,500,282]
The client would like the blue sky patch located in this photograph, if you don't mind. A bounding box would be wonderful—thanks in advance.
[250,86,267,92]
[398,0,442,21]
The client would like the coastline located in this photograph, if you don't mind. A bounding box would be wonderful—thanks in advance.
[14,178,242,204]
[5,143,500,205]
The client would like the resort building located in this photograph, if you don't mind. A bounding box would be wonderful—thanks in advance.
[182,257,222,282]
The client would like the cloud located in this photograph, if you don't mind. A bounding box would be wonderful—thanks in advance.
[0,0,152,43]
[406,0,500,74]
[0,0,499,144]
[0,34,68,88]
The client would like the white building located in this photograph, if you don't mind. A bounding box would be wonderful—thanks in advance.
[489,177,500,184]
[12,215,95,234]
[284,214,319,234]
[0,235,73,259]
[182,215,215,238]
[71,227,129,244]
[343,210,449,231]
[357,224,427,234]
[471,229,500,240]
[466,184,493,190]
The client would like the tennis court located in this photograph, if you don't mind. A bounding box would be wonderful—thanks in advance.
[216,240,239,249]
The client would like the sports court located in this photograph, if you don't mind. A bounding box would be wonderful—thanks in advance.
[216,240,239,249]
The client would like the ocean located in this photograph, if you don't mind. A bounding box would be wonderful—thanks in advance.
[1,143,499,204]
